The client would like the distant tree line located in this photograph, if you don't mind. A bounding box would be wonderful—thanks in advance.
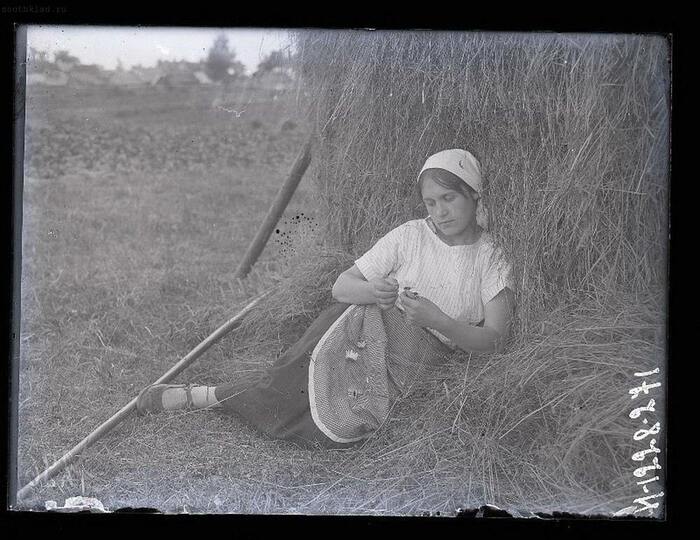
[27,34,295,83]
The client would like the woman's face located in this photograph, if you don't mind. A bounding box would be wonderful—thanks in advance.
[420,169,479,245]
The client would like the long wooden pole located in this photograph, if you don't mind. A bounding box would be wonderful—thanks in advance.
[15,290,270,502]
[234,136,312,279]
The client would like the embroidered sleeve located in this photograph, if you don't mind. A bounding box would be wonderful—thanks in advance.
[354,224,406,281]
[481,246,513,306]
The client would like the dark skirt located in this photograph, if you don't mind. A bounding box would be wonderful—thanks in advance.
[213,302,358,449]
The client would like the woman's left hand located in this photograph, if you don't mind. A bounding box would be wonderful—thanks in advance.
[400,292,447,330]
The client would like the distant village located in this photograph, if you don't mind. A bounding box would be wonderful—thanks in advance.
[26,48,297,92]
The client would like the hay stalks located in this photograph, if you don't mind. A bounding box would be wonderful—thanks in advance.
[292,31,669,335]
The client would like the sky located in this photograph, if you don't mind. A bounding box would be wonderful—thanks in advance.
[26,26,293,74]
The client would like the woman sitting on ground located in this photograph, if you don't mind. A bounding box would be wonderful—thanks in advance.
[137,148,515,448]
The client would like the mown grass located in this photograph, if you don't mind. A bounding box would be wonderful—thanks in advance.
[17,82,324,513]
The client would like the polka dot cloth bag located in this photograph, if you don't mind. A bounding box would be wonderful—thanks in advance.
[308,304,451,443]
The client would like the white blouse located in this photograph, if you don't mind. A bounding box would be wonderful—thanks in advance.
[354,218,513,346]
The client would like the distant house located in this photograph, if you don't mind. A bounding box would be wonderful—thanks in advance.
[55,57,80,73]
[108,69,144,87]
[26,56,71,86]
[154,70,200,89]
[27,69,68,86]
[67,64,108,87]
[193,70,212,85]
[131,66,164,86]
[145,60,206,89]
[27,59,108,87]
[160,60,204,75]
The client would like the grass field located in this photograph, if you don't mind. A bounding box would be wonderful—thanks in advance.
[16,82,360,513]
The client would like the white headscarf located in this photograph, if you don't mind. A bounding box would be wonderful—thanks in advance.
[418,149,489,230]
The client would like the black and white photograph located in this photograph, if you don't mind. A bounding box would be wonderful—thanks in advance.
[10,25,670,517]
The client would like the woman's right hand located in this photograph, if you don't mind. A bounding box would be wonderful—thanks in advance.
[331,265,399,308]
[370,277,399,310]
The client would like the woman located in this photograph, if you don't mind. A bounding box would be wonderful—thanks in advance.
[137,149,514,449]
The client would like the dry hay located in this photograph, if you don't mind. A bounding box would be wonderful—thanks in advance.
[293,31,669,333]
[344,289,666,515]
[228,30,669,515]
[225,244,666,515]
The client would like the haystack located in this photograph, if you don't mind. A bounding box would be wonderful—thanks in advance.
[239,31,669,516]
